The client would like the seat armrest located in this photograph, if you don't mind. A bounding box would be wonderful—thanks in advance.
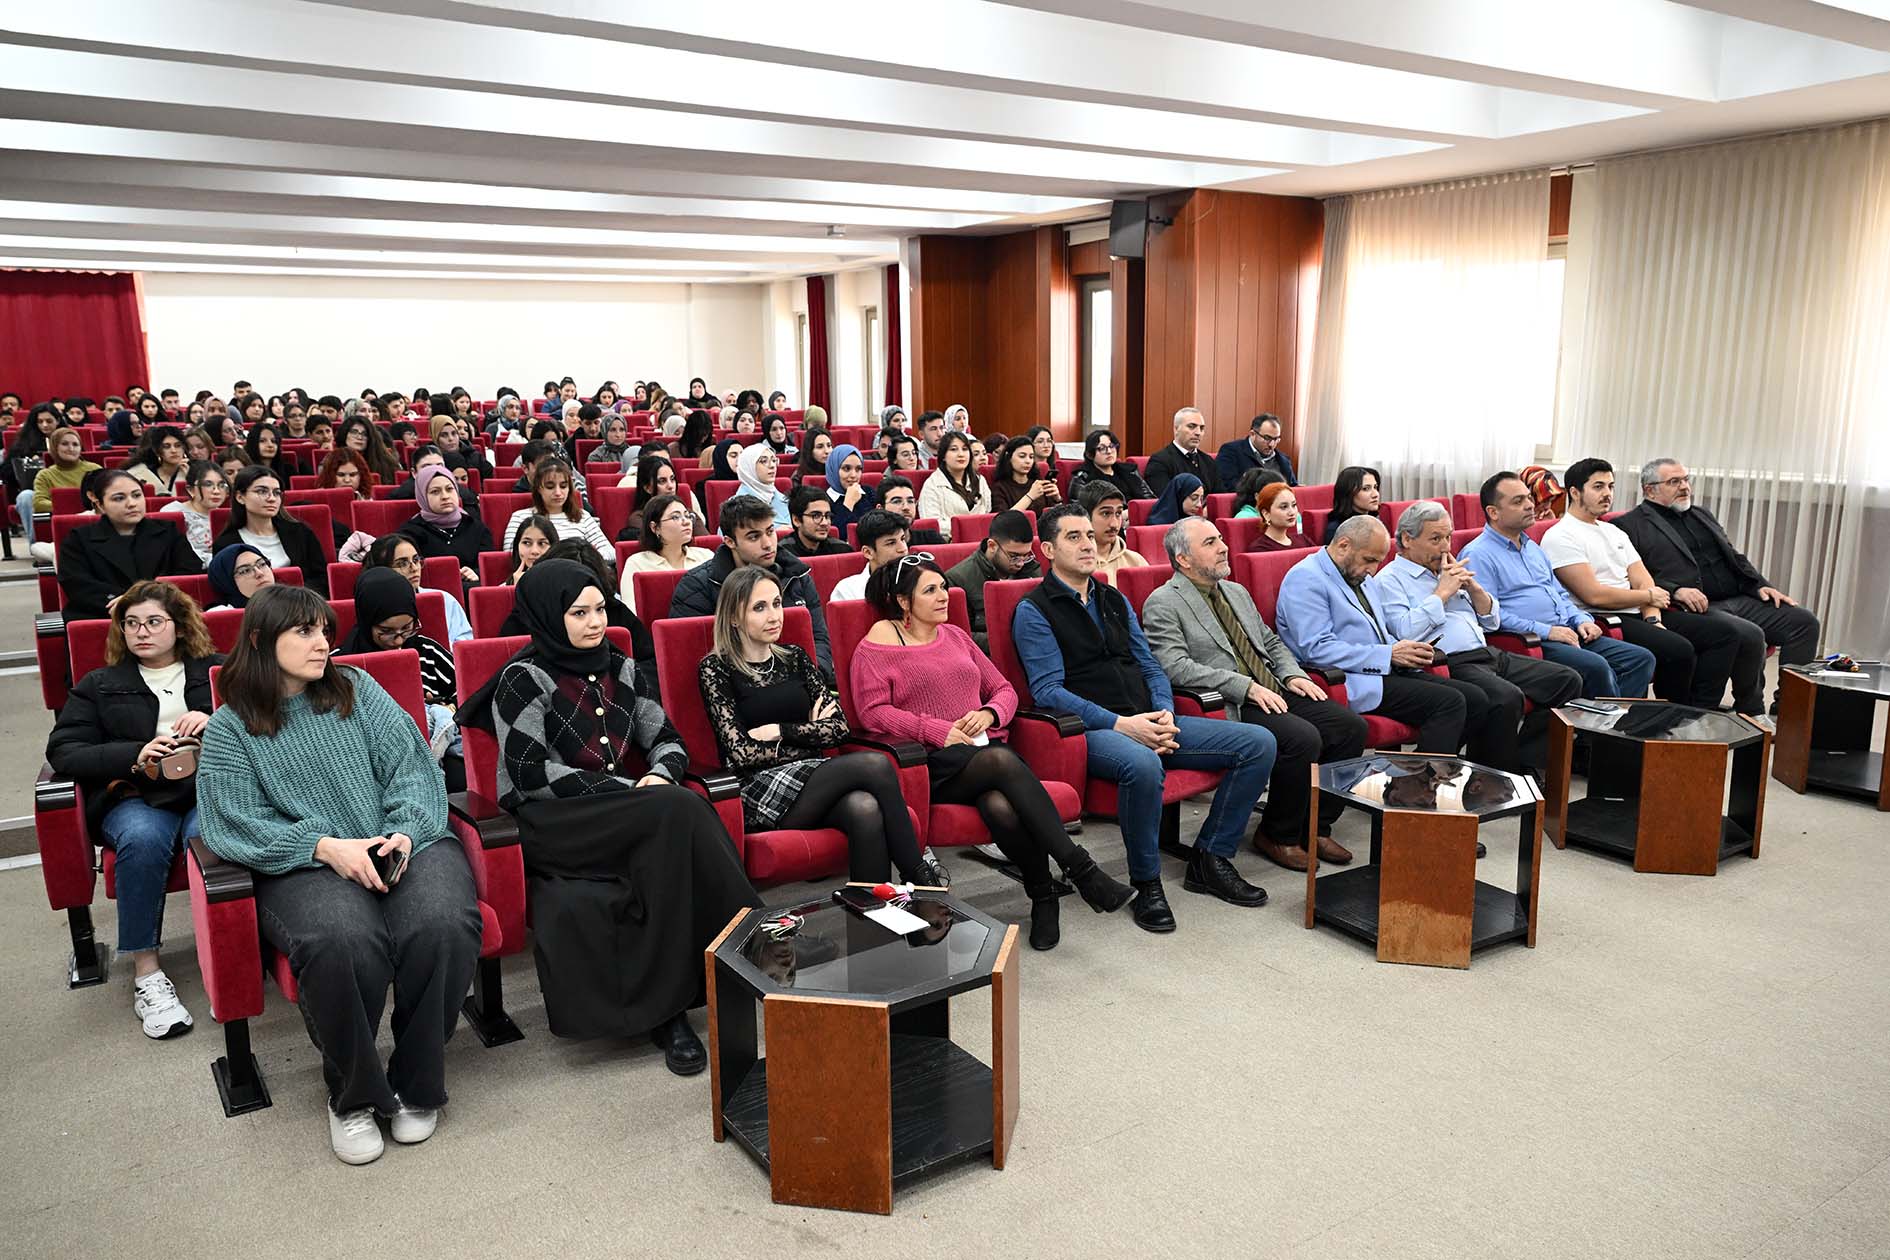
[447,791,520,849]
[1303,665,1347,685]
[186,838,265,1023]
[1488,631,1544,657]
[188,836,254,903]
[35,763,95,910]
[1015,706,1084,738]
[843,732,926,768]
[683,766,747,866]
[1173,686,1225,716]
[36,611,69,708]
[684,766,741,800]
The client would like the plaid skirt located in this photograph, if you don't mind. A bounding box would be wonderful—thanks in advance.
[739,756,825,831]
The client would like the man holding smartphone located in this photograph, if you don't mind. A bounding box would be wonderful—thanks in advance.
[1376,501,1581,774]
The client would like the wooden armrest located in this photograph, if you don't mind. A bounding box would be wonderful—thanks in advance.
[188,836,255,903]
[1016,707,1085,738]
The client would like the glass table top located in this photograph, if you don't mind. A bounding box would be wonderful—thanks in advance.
[1785,661,1890,699]
[1317,753,1538,816]
[1555,701,1763,746]
[721,893,994,1000]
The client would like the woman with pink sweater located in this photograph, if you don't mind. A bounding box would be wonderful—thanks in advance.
[850,555,1134,949]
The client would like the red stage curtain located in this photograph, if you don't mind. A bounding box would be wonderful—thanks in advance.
[0,271,150,405]
[806,274,832,412]
[883,263,902,409]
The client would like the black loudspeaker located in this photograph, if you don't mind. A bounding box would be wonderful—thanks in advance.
[1109,199,1147,260]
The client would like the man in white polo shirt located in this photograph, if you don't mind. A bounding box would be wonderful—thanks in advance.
[1542,457,1730,706]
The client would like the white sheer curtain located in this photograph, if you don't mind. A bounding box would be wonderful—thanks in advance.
[1562,120,1890,656]
[1305,171,1554,499]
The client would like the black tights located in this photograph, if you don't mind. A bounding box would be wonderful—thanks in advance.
[931,745,1075,893]
[773,752,926,884]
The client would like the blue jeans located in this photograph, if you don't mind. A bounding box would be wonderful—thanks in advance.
[1540,635,1656,700]
[101,799,199,953]
[16,489,37,545]
[1084,715,1276,881]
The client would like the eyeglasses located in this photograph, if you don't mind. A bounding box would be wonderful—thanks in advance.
[232,561,271,581]
[248,485,282,499]
[390,556,422,572]
[123,615,172,634]
[1660,475,1691,488]
[373,620,419,642]
[658,511,694,527]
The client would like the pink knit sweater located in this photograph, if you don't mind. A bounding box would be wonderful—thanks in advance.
[849,624,1019,749]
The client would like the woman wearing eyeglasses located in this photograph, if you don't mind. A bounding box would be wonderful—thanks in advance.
[1068,429,1153,502]
[364,534,473,644]
[210,466,329,596]
[205,542,278,610]
[337,568,462,782]
[618,493,713,616]
[46,580,221,1039]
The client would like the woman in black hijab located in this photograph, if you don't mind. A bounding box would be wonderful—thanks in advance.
[454,561,758,1074]
[337,567,463,786]
[708,435,742,481]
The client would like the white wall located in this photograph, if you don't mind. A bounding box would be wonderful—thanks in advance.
[140,273,768,400]
[761,266,890,427]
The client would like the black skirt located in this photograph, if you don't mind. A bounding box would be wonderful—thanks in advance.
[926,743,982,789]
[514,784,759,1040]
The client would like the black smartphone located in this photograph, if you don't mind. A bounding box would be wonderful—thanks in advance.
[832,886,883,914]
[371,844,409,888]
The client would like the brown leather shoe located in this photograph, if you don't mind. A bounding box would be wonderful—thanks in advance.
[1314,834,1353,865]
[1250,834,1309,871]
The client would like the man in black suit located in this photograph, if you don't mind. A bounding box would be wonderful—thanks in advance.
[1215,412,1298,488]
[1614,458,1819,715]
[1142,406,1221,496]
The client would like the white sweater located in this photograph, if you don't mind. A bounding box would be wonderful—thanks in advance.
[916,470,991,541]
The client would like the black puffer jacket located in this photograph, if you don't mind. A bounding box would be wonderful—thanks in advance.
[46,654,220,834]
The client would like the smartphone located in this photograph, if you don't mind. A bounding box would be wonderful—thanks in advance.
[371,844,409,888]
[1032,461,1052,483]
[832,886,883,914]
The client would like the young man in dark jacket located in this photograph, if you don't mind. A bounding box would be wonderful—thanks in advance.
[671,494,833,676]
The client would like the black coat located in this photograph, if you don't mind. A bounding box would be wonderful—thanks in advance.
[210,514,330,595]
[58,518,203,619]
[398,514,496,574]
[46,654,220,834]
[1143,443,1221,496]
[1613,502,1768,596]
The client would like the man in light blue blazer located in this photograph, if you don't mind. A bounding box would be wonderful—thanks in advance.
[1274,515,1491,754]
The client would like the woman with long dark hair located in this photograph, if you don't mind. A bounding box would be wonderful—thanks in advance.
[1321,465,1382,544]
[456,560,758,1069]
[198,585,481,1165]
[1068,429,1153,502]
[47,580,222,1036]
[849,556,1133,948]
[617,454,704,539]
[335,415,401,485]
[210,465,329,595]
[989,435,1061,514]
[915,431,990,540]
[243,422,294,481]
[505,514,556,585]
[159,460,229,563]
[125,424,189,496]
[500,458,612,568]
[792,429,833,483]
[618,493,713,615]
[57,469,202,617]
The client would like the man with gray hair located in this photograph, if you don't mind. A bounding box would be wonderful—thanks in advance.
[1142,405,1221,496]
[1376,500,1581,773]
[1143,517,1369,870]
[1613,457,1819,715]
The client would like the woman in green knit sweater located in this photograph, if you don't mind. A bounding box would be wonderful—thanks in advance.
[197,585,482,1167]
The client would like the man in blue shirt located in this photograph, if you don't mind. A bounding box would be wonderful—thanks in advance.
[1378,501,1581,772]
[1459,472,1657,701]
[1013,503,1276,933]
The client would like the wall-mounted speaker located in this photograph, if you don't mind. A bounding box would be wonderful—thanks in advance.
[1109,199,1147,260]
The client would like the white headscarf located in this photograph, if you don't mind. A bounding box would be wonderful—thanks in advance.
[735,440,779,499]
[944,404,970,432]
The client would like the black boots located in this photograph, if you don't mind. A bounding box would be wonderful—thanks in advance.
[1027,890,1061,951]
[1130,878,1176,933]
[1183,849,1268,907]
[1062,846,1136,914]
[649,1012,706,1076]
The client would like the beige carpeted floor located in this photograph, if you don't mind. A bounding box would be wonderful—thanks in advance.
[3,552,1888,1258]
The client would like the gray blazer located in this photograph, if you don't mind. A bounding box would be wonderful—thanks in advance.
[1142,571,1307,703]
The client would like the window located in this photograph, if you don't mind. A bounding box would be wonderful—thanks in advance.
[864,306,882,411]
[795,312,809,406]
[1080,278,1112,429]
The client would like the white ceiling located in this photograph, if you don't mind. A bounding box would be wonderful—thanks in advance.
[3,0,1889,283]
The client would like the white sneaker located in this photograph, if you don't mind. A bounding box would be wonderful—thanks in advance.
[328,1106,385,1165]
[132,970,193,1039]
[390,1101,438,1145]
[972,843,1007,863]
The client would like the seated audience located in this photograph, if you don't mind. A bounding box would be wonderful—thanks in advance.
[761,413,797,461]
[243,423,294,481]
[211,466,329,596]
[620,493,714,613]
[916,431,991,539]
[1068,428,1153,502]
[1230,466,1287,518]
[1275,516,1492,762]
[672,495,833,675]
[617,455,705,539]
[32,423,102,528]
[1142,519,1368,871]
[885,433,923,474]
[125,425,188,496]
[830,508,911,603]
[1377,501,1582,772]
[1143,407,1220,495]
[1216,412,1298,488]
[335,416,401,484]
[205,542,277,610]
[733,442,791,530]
[1246,482,1316,551]
[1147,472,1207,526]
[1013,503,1277,932]
[365,534,472,644]
[942,403,971,434]
[851,555,1134,949]
[781,484,851,558]
[198,585,480,1167]
[398,465,494,587]
[160,460,229,564]
[670,410,715,468]
[1459,472,1658,701]
[46,581,221,1038]
[8,406,64,549]
[456,560,757,1069]
[989,436,1061,514]
[1321,465,1382,544]
[699,566,944,885]
[1543,458,1714,706]
[505,514,556,585]
[1082,481,1147,583]
[876,473,945,544]
[792,429,834,485]
[911,410,945,469]
[824,443,877,539]
[58,469,204,617]
[501,458,612,570]
[944,509,1039,649]
[1613,457,1820,715]
[337,568,462,779]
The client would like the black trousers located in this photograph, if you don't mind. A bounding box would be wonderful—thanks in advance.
[1664,598,1819,714]
[1369,671,1486,757]
[1615,615,1697,702]
[1445,648,1582,771]
[1237,694,1368,843]
[253,840,482,1115]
